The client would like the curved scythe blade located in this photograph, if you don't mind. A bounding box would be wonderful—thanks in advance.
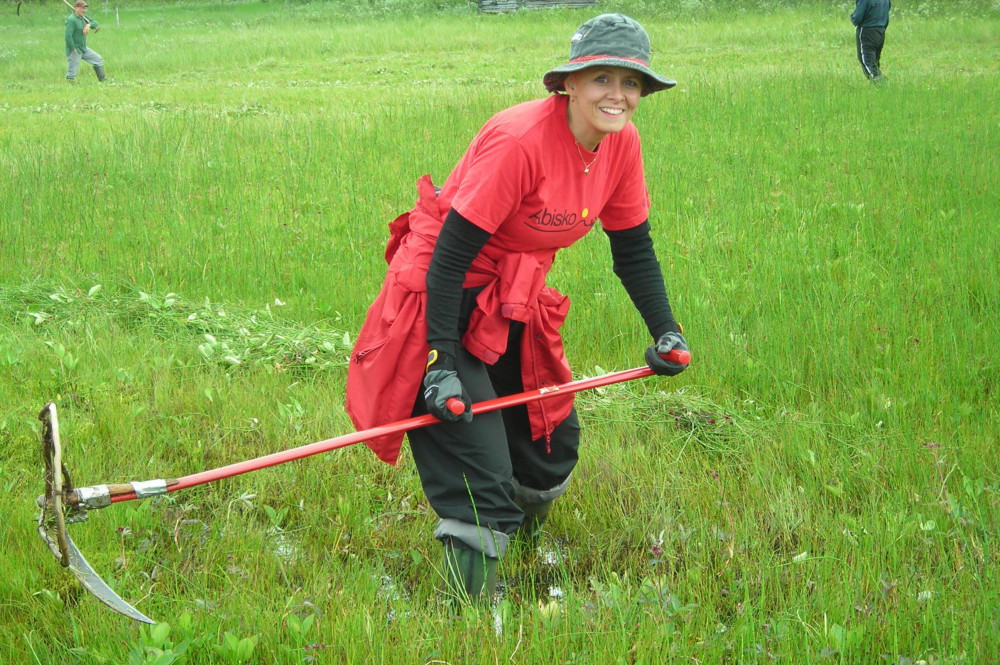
[37,505,155,624]
[37,403,155,625]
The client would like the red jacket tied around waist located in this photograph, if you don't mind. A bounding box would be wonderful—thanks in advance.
[346,175,574,466]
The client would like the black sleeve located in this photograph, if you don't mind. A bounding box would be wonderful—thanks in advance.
[425,208,492,356]
[605,221,680,340]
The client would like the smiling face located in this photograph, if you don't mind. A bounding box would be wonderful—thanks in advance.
[563,66,644,150]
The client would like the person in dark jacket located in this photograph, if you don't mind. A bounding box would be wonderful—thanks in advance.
[851,0,891,82]
[65,0,105,82]
[345,14,689,603]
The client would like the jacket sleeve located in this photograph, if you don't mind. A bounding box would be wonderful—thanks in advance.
[851,0,868,26]
[65,19,77,51]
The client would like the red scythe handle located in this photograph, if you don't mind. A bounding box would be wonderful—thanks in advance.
[445,348,690,415]
[109,351,690,504]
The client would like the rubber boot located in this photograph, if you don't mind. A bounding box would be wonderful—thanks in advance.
[441,538,497,602]
[94,65,106,82]
[515,498,553,541]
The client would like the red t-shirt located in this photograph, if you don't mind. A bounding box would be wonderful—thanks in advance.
[347,97,654,464]
[437,94,650,253]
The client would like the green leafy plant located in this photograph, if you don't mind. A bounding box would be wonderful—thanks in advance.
[210,632,258,664]
[127,622,190,665]
[278,612,318,660]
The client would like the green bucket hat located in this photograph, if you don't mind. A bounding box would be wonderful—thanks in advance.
[543,14,676,97]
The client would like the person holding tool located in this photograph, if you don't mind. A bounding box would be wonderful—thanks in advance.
[65,0,106,82]
[345,13,689,602]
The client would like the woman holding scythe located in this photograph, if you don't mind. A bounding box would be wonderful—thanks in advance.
[346,13,689,602]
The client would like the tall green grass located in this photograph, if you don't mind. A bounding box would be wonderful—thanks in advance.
[1,2,997,663]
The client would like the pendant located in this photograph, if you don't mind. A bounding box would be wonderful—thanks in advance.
[584,168,589,174]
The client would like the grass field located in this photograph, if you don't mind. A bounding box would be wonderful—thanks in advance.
[1,1,998,663]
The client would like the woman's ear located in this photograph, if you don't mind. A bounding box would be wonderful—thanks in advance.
[563,74,575,92]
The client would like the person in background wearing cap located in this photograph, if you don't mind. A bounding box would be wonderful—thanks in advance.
[345,13,689,603]
[851,0,891,83]
[65,0,106,82]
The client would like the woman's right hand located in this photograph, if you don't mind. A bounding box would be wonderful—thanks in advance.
[422,349,473,423]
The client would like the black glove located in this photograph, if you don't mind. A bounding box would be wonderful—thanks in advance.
[422,349,473,423]
[645,331,690,376]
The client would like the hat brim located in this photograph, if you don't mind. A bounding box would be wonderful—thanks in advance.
[543,58,676,97]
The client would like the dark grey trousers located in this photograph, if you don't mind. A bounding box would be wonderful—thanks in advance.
[856,26,886,80]
[408,320,581,543]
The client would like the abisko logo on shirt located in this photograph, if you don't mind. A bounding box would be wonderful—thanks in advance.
[527,207,595,233]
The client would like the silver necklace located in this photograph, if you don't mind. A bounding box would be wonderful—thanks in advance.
[574,140,598,175]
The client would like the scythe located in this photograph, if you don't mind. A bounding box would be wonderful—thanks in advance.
[36,350,690,624]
